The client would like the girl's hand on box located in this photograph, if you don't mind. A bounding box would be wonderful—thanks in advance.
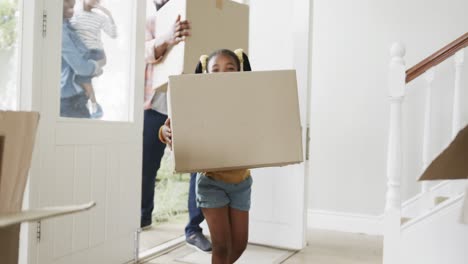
[162,118,173,149]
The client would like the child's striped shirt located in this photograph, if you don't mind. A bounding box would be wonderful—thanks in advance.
[71,10,117,50]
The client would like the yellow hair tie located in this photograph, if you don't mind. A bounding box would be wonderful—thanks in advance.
[200,55,208,73]
[234,49,244,71]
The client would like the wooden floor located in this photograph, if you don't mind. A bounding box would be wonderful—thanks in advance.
[143,228,383,264]
[282,229,382,264]
[139,213,188,252]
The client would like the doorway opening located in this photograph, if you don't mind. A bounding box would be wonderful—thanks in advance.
[139,148,191,253]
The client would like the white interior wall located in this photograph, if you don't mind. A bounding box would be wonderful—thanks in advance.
[248,1,294,71]
[248,0,310,124]
[309,0,468,216]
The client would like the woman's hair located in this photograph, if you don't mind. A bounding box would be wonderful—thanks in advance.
[195,49,252,74]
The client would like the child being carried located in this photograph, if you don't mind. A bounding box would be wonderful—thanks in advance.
[71,0,117,118]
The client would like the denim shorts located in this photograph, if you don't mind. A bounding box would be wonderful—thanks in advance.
[196,173,253,211]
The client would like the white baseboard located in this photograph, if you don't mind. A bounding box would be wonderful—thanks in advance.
[308,209,383,235]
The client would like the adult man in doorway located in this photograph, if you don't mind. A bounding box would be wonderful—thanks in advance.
[142,0,212,253]
[61,0,104,118]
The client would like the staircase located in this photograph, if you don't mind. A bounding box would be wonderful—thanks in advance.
[383,32,468,264]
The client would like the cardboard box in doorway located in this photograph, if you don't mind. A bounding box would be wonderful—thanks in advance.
[167,70,304,173]
[151,0,249,94]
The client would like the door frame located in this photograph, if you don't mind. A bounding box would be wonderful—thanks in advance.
[18,0,47,260]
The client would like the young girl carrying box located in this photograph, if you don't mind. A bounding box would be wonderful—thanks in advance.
[160,49,253,264]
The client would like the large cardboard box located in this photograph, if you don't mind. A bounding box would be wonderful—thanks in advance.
[0,111,39,214]
[167,70,303,173]
[0,112,95,264]
[152,0,249,93]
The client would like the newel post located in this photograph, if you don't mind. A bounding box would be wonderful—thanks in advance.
[383,42,406,264]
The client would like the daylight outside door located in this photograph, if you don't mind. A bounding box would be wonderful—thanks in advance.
[0,0,21,111]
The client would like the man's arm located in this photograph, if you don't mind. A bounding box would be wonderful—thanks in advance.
[62,30,100,76]
[145,17,164,64]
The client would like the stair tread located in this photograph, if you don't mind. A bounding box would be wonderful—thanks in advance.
[434,196,450,205]
[401,217,412,225]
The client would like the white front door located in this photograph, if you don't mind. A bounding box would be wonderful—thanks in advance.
[25,0,146,263]
[247,0,311,250]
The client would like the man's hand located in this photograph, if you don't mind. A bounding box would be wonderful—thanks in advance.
[167,15,191,46]
[151,15,191,62]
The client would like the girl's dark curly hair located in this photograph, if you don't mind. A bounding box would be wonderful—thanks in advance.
[194,49,252,74]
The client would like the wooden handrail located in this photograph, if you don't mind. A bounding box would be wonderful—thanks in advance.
[406,32,468,83]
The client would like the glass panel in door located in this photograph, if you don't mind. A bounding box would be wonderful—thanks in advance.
[0,0,21,110]
[60,0,134,121]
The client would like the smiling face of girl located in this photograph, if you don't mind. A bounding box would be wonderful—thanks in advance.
[207,53,240,73]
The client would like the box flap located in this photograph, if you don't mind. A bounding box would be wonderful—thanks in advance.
[154,82,169,94]
[0,111,39,264]
[0,111,40,214]
[419,125,468,181]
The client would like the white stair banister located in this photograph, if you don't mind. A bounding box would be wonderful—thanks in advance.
[421,68,435,193]
[383,42,406,264]
[452,49,467,197]
[452,50,465,137]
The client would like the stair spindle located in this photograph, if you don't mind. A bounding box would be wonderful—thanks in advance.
[452,50,465,137]
[421,68,435,193]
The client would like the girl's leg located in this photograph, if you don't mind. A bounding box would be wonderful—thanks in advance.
[201,207,231,264]
[81,83,97,103]
[229,208,249,263]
